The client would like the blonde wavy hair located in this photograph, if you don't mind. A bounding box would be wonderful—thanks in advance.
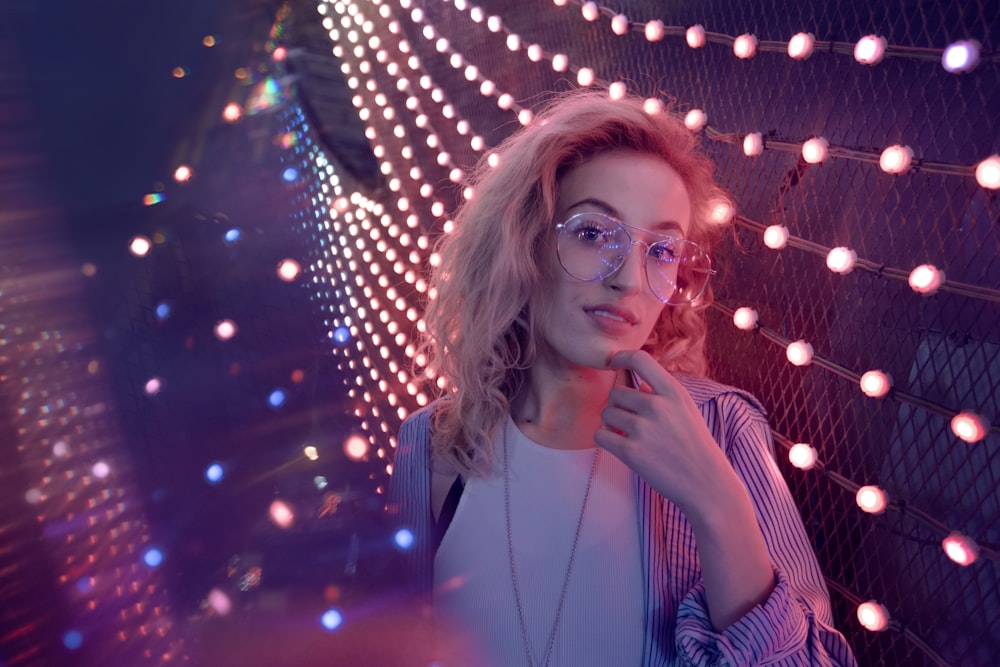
[420,88,731,477]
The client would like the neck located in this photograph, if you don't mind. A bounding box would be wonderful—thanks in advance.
[510,360,627,450]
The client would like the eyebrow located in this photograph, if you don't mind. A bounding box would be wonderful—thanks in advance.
[566,198,685,235]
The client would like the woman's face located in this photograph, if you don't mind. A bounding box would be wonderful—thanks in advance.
[534,150,693,372]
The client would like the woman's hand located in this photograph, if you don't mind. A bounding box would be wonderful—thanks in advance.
[595,349,741,519]
[597,349,776,631]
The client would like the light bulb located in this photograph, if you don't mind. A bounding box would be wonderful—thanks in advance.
[733,34,758,59]
[552,54,569,71]
[611,14,629,35]
[802,137,829,164]
[608,81,627,100]
[577,67,595,86]
[789,443,818,470]
[686,25,706,48]
[942,40,980,73]
[518,109,533,125]
[506,33,520,51]
[684,109,707,132]
[788,32,815,59]
[975,155,1000,189]
[487,16,501,32]
[708,199,734,224]
[763,225,789,250]
[826,247,857,274]
[942,532,980,566]
[854,35,887,65]
[859,370,892,398]
[743,132,763,156]
[856,485,888,514]
[645,20,664,42]
[732,307,758,331]
[527,44,543,61]
[786,340,814,366]
[480,79,496,96]
[857,601,890,632]
[643,98,663,114]
[951,411,989,443]
[581,2,599,21]
[908,264,944,295]
[879,145,913,174]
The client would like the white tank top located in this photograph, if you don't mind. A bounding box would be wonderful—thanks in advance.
[433,417,644,667]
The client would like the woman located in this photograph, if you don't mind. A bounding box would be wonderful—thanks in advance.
[388,89,857,666]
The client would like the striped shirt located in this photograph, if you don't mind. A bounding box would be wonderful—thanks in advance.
[387,373,859,666]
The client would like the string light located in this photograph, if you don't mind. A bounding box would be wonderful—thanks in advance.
[684,109,707,132]
[763,225,789,249]
[950,411,989,443]
[907,264,944,295]
[686,25,706,48]
[786,340,814,366]
[856,485,888,514]
[732,306,758,331]
[743,132,763,157]
[859,370,892,398]
[857,601,890,631]
[789,443,818,470]
[788,32,815,59]
[611,14,629,35]
[644,20,664,42]
[854,35,887,65]
[733,34,758,59]
[975,155,1000,189]
[826,247,857,274]
[942,40,980,73]
[802,137,830,164]
[879,145,913,174]
[942,532,980,566]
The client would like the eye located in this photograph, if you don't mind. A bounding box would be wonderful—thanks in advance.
[648,240,679,262]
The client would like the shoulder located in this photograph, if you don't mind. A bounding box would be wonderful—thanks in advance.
[671,372,768,423]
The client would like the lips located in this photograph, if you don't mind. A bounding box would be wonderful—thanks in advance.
[584,304,638,325]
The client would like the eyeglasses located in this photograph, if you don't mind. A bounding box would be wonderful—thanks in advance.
[555,212,714,305]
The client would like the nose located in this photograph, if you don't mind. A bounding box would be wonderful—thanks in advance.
[606,241,646,295]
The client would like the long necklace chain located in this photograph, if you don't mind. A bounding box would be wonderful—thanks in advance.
[503,420,600,667]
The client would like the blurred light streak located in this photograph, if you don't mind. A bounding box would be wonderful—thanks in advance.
[0,42,185,663]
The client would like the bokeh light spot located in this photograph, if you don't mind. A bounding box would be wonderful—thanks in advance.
[282,167,299,182]
[222,103,242,123]
[394,528,415,550]
[63,630,83,650]
[269,500,294,528]
[344,435,368,461]
[207,588,232,615]
[321,609,343,631]
[277,259,301,281]
[333,326,351,344]
[205,463,224,484]
[224,228,241,244]
[25,488,42,504]
[173,165,192,183]
[92,461,111,479]
[155,302,171,320]
[143,548,164,568]
[214,319,237,341]
[129,236,152,257]
[268,389,286,408]
[145,377,162,395]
